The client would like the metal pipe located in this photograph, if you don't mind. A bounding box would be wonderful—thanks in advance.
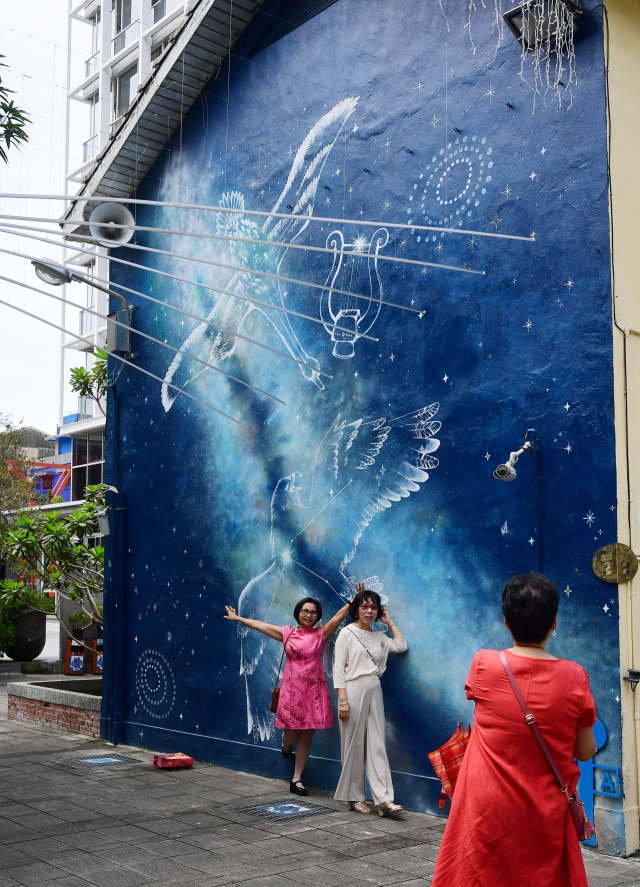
[0,225,383,339]
[0,212,486,277]
[0,242,333,381]
[0,219,412,319]
[0,296,250,430]
[0,273,286,406]
[0,192,536,242]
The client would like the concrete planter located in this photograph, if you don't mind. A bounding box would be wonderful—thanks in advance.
[7,677,102,736]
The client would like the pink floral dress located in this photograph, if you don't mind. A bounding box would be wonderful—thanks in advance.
[275,625,333,730]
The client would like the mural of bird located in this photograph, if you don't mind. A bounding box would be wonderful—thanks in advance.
[161,96,359,411]
[235,404,441,742]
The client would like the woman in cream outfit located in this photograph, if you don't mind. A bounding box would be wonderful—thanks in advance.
[334,588,407,815]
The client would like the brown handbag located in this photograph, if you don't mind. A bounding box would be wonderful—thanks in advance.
[270,637,289,713]
[500,651,596,842]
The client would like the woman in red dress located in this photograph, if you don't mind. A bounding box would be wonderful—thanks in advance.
[432,573,597,887]
[224,592,351,795]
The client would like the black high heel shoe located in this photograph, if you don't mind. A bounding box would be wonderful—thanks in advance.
[290,780,308,796]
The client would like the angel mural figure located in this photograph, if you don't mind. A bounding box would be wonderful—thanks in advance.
[235,403,441,742]
[161,96,360,410]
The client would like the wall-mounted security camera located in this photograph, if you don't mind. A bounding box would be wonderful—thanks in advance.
[493,440,533,482]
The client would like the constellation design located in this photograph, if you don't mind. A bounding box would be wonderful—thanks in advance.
[408,135,493,244]
[135,650,177,720]
[160,97,359,409]
[235,403,441,742]
[319,228,389,359]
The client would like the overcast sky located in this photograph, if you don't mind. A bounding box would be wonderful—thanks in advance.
[0,1,91,434]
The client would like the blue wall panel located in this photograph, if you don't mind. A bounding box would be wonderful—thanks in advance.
[106,0,623,851]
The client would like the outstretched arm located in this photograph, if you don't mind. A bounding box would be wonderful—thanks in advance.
[380,606,407,651]
[224,606,283,642]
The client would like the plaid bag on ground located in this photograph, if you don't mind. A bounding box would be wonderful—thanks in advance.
[428,723,471,809]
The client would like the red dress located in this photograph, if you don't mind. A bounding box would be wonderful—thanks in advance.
[432,649,596,887]
[275,625,333,730]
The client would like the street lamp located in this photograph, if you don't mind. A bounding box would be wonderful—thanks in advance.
[31,258,131,355]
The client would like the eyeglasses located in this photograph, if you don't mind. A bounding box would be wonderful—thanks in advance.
[359,604,378,611]
[300,609,318,617]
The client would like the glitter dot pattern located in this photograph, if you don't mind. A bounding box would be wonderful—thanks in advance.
[135,650,177,720]
[408,136,493,236]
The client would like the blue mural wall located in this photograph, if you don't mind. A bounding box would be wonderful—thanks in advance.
[104,0,623,852]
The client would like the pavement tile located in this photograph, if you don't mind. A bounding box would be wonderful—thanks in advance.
[8,838,72,862]
[401,843,441,862]
[367,848,436,874]
[178,833,245,851]
[36,878,94,887]
[94,823,169,843]
[81,867,149,887]
[139,838,204,857]
[178,850,247,875]
[321,857,408,886]
[279,866,357,887]
[3,862,69,887]
[131,819,205,838]
[53,830,128,851]
[46,852,112,874]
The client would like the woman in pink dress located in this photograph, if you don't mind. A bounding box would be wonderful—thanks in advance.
[224,592,352,795]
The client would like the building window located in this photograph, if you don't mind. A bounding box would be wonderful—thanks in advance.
[113,64,138,121]
[71,431,105,501]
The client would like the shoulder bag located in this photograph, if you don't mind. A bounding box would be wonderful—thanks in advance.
[270,632,292,713]
[499,650,596,842]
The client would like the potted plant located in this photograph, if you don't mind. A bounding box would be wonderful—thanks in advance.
[0,583,55,661]
[68,610,92,641]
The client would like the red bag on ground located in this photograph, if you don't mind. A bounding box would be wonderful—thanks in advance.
[428,723,471,808]
[153,752,194,768]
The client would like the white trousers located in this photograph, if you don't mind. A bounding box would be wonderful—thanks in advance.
[334,673,394,806]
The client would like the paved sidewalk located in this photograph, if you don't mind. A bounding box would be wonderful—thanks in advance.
[1,676,640,887]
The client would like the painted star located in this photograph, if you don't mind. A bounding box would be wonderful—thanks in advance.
[523,319,532,331]
[354,371,358,378]
[329,489,334,497]
[490,213,502,230]
[603,604,610,613]
[383,199,391,210]
[325,197,331,205]
[399,239,407,249]
[584,511,595,526]
[415,81,424,91]
[411,299,415,306]
[611,505,616,511]
[564,402,571,411]
[430,115,439,128]
[564,586,572,596]
[564,279,574,289]
[512,279,517,284]
[352,123,359,133]
[421,267,428,275]
[382,138,392,151]
[485,85,495,99]
[529,171,537,181]
[436,243,443,252]
[615,695,620,702]
[348,186,354,195]
[295,414,300,421]
[502,184,512,199]
[443,374,449,383]
[565,443,573,453]
[531,230,536,238]
[180,319,185,327]
[528,538,535,545]
[485,452,491,461]
[390,353,395,361]
[335,168,340,176]
[468,235,478,250]
[418,311,425,318]
[541,147,547,155]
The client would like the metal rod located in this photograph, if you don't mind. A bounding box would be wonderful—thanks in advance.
[0,242,333,381]
[0,193,536,242]
[0,219,411,319]
[0,296,249,429]
[0,273,286,406]
[0,212,486,276]
[0,225,383,338]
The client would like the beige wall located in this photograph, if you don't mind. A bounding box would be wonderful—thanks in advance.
[607,0,640,856]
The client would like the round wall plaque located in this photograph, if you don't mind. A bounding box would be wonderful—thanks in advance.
[592,543,639,584]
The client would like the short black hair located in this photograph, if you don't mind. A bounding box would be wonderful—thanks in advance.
[349,590,384,622]
[502,573,560,644]
[293,597,322,625]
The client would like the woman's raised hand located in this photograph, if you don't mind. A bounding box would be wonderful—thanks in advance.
[380,605,392,626]
[224,606,241,621]
[355,582,366,594]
